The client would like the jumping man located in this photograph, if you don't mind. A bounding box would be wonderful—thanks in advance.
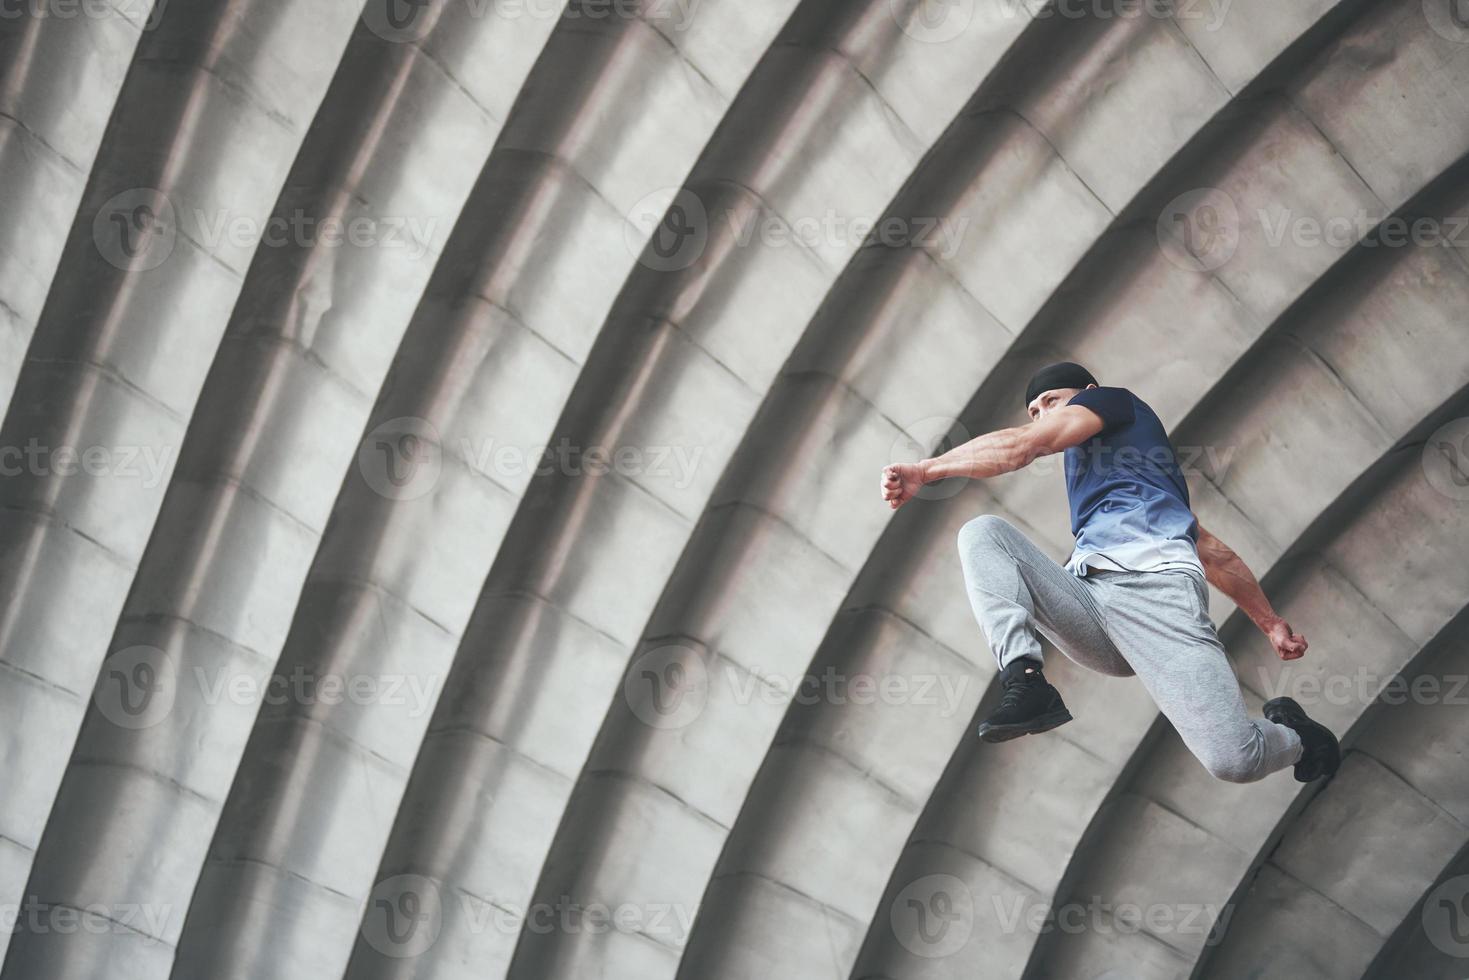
[879,362,1340,783]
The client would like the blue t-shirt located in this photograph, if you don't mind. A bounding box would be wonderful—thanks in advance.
[1062,387,1203,578]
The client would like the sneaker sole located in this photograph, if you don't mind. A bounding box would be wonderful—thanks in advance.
[977,708,1073,743]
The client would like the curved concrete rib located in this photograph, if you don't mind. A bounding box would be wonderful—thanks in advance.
[163,5,783,979]
[0,1,155,408]
[0,6,546,979]
[1364,838,1469,979]
[342,6,1014,978]
[0,0,360,967]
[1199,585,1469,978]
[848,1,1469,975]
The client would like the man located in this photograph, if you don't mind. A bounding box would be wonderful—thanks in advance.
[879,362,1339,783]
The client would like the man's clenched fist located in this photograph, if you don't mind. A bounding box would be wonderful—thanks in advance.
[1267,619,1308,661]
[881,462,925,510]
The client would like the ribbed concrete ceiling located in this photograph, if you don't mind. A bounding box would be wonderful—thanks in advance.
[2,1,1467,978]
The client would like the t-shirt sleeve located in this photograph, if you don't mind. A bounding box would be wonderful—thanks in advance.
[1067,386,1135,435]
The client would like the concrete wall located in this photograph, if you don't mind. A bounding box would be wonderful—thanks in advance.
[1,1,1465,978]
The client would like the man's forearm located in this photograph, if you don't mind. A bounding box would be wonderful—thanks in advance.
[920,426,1034,483]
[1202,547,1283,632]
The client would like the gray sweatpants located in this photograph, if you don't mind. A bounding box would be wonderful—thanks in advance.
[956,515,1302,783]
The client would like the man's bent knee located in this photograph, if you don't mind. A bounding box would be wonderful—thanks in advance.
[957,514,1017,555]
[1200,747,1260,784]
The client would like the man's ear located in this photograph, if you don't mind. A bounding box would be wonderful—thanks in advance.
[1086,383,1098,389]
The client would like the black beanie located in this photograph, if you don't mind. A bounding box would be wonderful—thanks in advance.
[1024,362,1098,407]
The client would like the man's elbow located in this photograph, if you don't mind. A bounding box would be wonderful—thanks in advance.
[1195,529,1233,575]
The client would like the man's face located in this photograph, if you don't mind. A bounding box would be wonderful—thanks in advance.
[1027,385,1090,421]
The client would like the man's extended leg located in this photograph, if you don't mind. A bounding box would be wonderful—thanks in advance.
[1088,568,1310,783]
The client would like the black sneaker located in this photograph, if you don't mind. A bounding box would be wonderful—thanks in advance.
[1263,696,1340,782]
[977,657,1072,743]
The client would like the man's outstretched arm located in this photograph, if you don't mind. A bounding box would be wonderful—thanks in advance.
[1195,523,1308,661]
[879,405,1104,510]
